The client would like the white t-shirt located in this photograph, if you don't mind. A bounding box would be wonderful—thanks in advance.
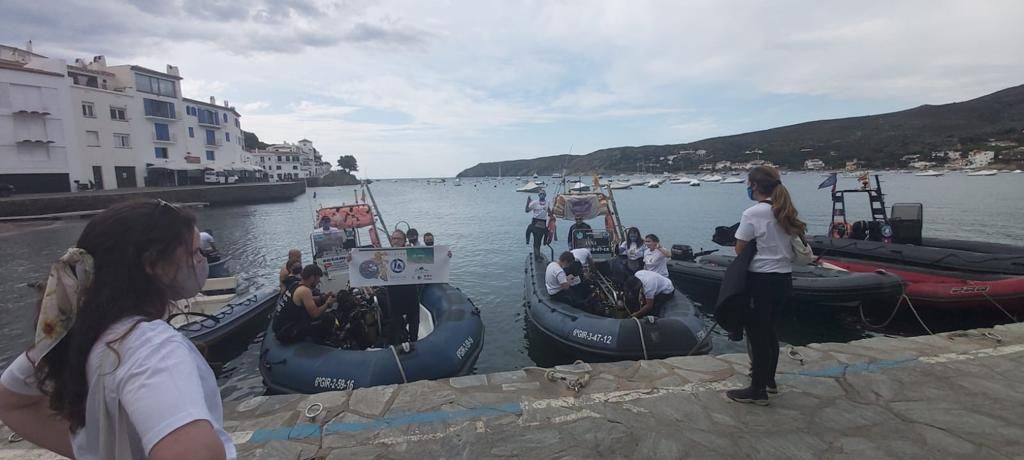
[528,200,548,220]
[619,242,645,260]
[544,261,567,295]
[634,270,675,299]
[643,247,669,277]
[570,248,592,266]
[736,202,794,273]
[0,318,236,460]
[199,232,215,252]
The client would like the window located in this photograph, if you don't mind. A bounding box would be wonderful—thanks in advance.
[109,106,127,121]
[154,123,170,141]
[277,156,282,162]
[205,129,216,145]
[205,150,215,161]
[188,127,194,138]
[134,73,177,97]
[235,119,240,128]
[143,98,176,119]
[113,133,130,148]
[222,113,227,123]
[197,108,219,125]
[276,165,281,170]
[225,132,230,142]
[154,147,168,159]
[85,130,100,147]
[292,165,298,170]
[82,102,95,118]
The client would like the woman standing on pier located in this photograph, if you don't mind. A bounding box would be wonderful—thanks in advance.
[726,166,805,406]
[0,200,233,459]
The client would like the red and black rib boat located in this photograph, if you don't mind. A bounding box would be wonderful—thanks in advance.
[808,174,1024,317]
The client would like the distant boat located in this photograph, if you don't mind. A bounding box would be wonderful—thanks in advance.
[914,170,946,177]
[688,179,701,187]
[629,178,648,186]
[669,177,693,184]
[454,178,462,186]
[516,181,544,193]
[721,177,745,184]
[551,173,563,179]
[966,169,998,176]
[570,182,591,193]
[609,182,632,190]
[700,174,723,182]
[646,180,661,188]
[1013,170,1023,174]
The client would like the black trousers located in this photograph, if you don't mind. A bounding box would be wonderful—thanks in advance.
[744,272,792,391]
[385,285,421,344]
[527,219,547,256]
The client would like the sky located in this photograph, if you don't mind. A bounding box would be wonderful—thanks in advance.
[4,0,1024,178]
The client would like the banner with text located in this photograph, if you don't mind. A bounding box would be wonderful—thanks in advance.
[348,245,450,287]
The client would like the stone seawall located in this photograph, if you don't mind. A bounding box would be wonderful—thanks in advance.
[0,182,306,218]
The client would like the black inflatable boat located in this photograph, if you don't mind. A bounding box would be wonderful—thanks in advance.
[260,283,484,394]
[525,254,711,361]
[667,254,904,307]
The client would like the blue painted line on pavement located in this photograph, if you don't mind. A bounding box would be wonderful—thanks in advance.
[247,402,522,443]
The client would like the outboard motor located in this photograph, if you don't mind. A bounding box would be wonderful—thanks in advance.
[890,203,923,245]
[851,221,870,240]
[671,244,695,261]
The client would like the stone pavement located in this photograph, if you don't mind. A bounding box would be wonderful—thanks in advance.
[2,323,1023,459]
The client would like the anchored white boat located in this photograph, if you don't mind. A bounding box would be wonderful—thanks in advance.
[700,174,723,182]
[609,182,632,190]
[914,170,946,177]
[516,181,544,193]
[721,177,745,184]
[646,179,663,188]
[570,182,591,193]
[966,169,998,176]
[688,179,701,186]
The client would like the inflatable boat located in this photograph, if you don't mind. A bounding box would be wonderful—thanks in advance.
[170,260,278,348]
[667,254,904,308]
[525,254,711,360]
[260,283,484,393]
[822,257,1024,316]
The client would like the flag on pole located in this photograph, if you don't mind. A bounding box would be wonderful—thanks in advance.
[818,173,838,190]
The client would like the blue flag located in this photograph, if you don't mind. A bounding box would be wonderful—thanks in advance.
[818,173,837,190]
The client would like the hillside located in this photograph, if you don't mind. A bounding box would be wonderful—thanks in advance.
[308,170,359,187]
[458,84,1024,176]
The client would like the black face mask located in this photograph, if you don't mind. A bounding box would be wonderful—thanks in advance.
[425,240,434,246]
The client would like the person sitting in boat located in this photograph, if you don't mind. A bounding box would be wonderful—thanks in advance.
[407,228,422,246]
[642,234,672,277]
[273,264,338,344]
[546,251,591,308]
[525,192,551,261]
[279,249,302,292]
[612,227,645,283]
[282,261,302,291]
[199,229,222,263]
[567,216,593,249]
[570,247,594,275]
[625,270,675,318]
[319,216,341,234]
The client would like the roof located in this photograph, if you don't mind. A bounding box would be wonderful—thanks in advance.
[66,65,115,77]
[0,61,65,78]
[182,97,241,117]
[298,138,312,143]
[129,65,182,80]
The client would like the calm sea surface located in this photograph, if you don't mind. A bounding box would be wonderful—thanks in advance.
[2,172,1022,400]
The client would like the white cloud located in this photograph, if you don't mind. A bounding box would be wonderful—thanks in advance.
[6,0,1024,177]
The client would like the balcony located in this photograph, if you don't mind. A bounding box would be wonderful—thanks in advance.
[144,110,180,121]
[197,119,221,129]
[153,133,177,144]
[204,139,223,148]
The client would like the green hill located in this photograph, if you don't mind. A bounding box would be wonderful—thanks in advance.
[458,84,1024,176]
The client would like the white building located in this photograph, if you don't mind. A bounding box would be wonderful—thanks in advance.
[967,150,995,168]
[804,158,825,170]
[0,43,80,193]
[245,138,329,182]
[1,42,254,192]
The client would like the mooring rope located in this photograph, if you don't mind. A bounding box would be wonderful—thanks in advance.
[965,280,1018,322]
[631,316,649,361]
[390,345,409,384]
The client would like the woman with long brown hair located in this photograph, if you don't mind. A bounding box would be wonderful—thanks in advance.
[0,200,232,459]
[726,166,806,406]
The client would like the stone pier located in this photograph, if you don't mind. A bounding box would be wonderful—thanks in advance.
[2,323,1022,459]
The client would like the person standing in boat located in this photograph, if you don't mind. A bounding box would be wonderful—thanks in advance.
[384,230,421,349]
[725,166,804,406]
[642,234,671,277]
[525,192,551,261]
[612,227,645,283]
[406,228,422,247]
[0,200,234,459]
[567,216,592,249]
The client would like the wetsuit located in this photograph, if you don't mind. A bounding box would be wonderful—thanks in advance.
[273,283,333,344]
[526,199,549,259]
[385,284,421,345]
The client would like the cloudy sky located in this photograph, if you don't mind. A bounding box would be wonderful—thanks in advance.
[4,0,1023,177]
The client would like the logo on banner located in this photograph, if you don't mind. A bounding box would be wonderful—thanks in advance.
[390,258,406,273]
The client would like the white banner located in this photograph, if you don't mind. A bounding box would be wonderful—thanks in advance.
[348,245,451,287]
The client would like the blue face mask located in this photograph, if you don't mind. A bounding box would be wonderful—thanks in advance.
[746,186,754,201]
[538,194,546,201]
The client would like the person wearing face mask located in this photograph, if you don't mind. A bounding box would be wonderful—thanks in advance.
[611,227,645,284]
[525,192,551,261]
[725,166,805,406]
[273,264,337,344]
[642,234,671,278]
[0,200,233,460]
[421,232,453,258]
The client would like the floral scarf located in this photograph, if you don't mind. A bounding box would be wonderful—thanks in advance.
[27,248,94,364]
